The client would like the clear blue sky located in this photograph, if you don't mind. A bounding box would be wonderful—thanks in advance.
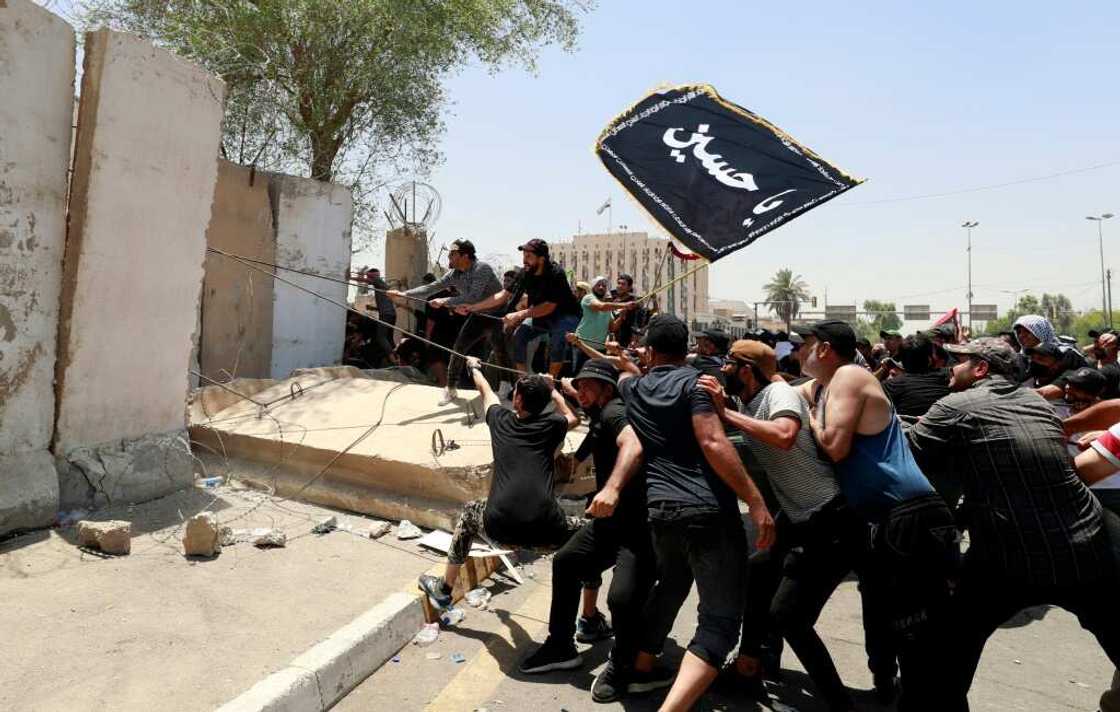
[45,0,1120,316]
[423,0,1120,315]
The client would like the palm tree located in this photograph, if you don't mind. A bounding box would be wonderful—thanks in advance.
[763,268,810,331]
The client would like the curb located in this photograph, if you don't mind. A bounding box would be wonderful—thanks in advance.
[216,591,424,712]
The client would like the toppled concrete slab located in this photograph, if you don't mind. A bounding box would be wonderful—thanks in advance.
[76,520,131,555]
[189,369,592,531]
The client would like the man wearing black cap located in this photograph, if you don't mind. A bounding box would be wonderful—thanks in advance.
[616,313,775,711]
[883,333,951,420]
[801,320,957,712]
[907,337,1120,711]
[879,329,903,358]
[519,359,656,703]
[460,238,581,378]
[389,239,507,404]
[695,328,730,358]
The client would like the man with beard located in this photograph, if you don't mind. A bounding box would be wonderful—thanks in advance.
[520,359,656,704]
[907,337,1119,711]
[609,273,642,348]
[700,340,866,711]
[800,321,958,712]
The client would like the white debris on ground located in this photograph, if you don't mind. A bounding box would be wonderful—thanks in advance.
[396,520,422,540]
[367,521,392,539]
[311,515,338,534]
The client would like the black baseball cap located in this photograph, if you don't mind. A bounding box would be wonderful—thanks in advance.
[879,329,902,339]
[1025,342,1062,359]
[571,358,619,388]
[642,313,689,356]
[809,320,857,356]
[699,328,730,354]
[1067,367,1107,393]
[448,239,476,257]
[517,238,549,258]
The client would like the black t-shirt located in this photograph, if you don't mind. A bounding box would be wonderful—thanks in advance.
[619,365,738,515]
[507,261,580,327]
[883,369,951,418]
[483,404,569,545]
[587,397,646,522]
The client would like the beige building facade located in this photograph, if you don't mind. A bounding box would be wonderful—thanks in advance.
[548,232,709,323]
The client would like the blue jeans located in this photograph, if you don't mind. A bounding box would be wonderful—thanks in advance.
[512,313,580,368]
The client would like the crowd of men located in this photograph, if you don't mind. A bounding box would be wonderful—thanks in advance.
[350,238,1120,711]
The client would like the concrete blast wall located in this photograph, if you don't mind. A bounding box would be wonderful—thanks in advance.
[200,161,276,381]
[385,226,428,290]
[54,30,225,509]
[269,175,352,379]
[0,0,74,534]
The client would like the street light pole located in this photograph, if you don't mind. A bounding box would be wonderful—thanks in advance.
[961,221,979,332]
[1087,213,1115,328]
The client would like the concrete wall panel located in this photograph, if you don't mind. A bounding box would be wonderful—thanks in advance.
[200,160,276,381]
[54,30,224,505]
[268,175,353,379]
[0,0,75,532]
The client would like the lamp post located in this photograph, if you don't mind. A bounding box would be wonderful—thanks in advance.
[1087,213,1115,328]
[962,221,979,331]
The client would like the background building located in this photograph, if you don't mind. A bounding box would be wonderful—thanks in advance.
[549,231,709,323]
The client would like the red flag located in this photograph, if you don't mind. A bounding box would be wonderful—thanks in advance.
[669,241,702,261]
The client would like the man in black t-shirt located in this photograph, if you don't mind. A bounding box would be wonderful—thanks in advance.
[456,238,581,378]
[616,314,775,709]
[418,357,582,609]
[518,359,656,703]
[883,334,951,419]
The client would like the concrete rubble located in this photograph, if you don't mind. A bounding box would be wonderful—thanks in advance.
[76,519,131,555]
[367,521,392,539]
[396,520,423,540]
[183,512,222,557]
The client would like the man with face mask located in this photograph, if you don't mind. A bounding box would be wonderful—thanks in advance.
[572,276,638,373]
[698,340,866,711]
[800,320,959,712]
[907,337,1119,711]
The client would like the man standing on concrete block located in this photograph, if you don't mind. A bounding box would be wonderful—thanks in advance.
[419,357,583,611]
[388,239,508,404]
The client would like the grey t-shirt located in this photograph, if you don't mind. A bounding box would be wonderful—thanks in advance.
[740,381,841,523]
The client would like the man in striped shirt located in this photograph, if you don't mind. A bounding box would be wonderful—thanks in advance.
[907,336,1120,711]
[388,239,508,405]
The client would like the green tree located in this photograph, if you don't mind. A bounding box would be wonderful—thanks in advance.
[81,0,590,248]
[763,268,810,331]
[861,300,901,334]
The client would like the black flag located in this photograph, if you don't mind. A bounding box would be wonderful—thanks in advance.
[595,84,863,262]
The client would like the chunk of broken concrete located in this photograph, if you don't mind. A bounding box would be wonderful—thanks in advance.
[183,512,221,557]
[76,520,132,555]
[250,527,286,548]
[311,515,338,534]
[368,521,392,539]
[396,519,422,540]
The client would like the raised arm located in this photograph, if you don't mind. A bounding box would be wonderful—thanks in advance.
[692,410,775,550]
[466,357,499,411]
[587,297,638,313]
[548,378,580,430]
[586,425,644,519]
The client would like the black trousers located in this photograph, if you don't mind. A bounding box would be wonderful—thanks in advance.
[374,313,397,366]
[641,507,748,668]
[860,494,960,712]
[740,498,866,709]
[549,515,656,665]
[448,313,511,389]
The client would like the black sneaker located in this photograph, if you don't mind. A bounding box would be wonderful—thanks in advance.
[418,574,452,609]
[519,637,583,674]
[576,610,614,643]
[627,663,675,694]
[592,660,628,703]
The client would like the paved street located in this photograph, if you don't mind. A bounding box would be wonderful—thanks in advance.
[340,549,1112,712]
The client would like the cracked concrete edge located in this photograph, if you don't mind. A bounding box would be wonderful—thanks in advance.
[214,591,424,712]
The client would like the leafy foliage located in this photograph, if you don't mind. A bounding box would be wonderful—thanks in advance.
[78,0,591,250]
[763,268,810,330]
